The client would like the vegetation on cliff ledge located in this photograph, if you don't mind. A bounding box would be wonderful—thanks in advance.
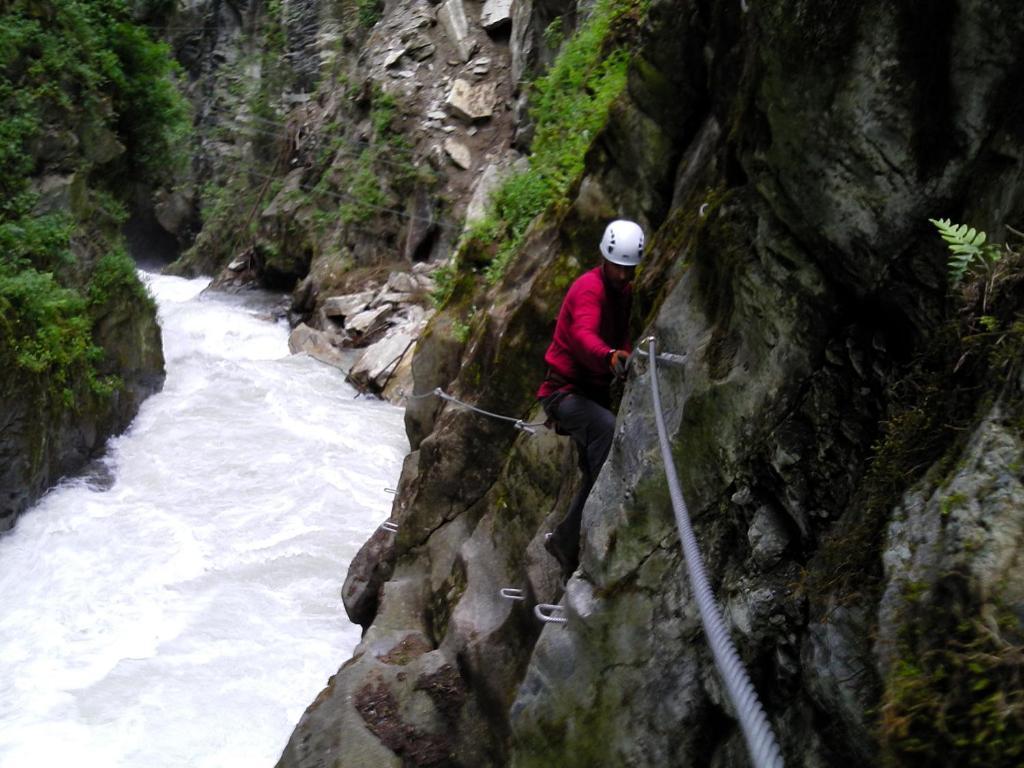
[455,0,648,290]
[0,0,188,405]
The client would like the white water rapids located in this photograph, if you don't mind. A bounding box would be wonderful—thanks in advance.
[0,273,409,767]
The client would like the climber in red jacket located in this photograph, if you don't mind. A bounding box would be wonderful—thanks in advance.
[537,219,644,581]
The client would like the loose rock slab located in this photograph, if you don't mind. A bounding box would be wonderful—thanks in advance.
[446,78,496,122]
[437,0,475,62]
[480,0,512,31]
[444,138,472,169]
[322,291,375,320]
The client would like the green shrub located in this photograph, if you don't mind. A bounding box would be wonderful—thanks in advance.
[0,263,102,406]
[89,247,152,308]
[461,0,645,287]
[355,0,383,29]
[316,88,423,231]
[430,262,457,308]
[0,210,74,274]
[452,317,472,343]
[339,149,391,224]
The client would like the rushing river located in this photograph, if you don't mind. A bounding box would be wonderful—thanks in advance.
[0,273,408,767]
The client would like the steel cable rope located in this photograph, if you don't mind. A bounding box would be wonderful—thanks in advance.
[208,119,435,177]
[208,107,424,160]
[144,26,234,32]
[209,156,462,232]
[220,122,423,175]
[647,337,785,768]
[216,118,425,165]
[399,349,692,432]
[404,388,547,433]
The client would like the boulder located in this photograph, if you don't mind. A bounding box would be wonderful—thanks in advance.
[386,271,422,294]
[260,168,306,219]
[322,291,375,320]
[443,137,472,169]
[343,526,400,627]
[878,405,1024,671]
[371,290,414,308]
[287,273,318,326]
[437,0,475,62]
[287,323,347,369]
[406,35,436,61]
[348,330,416,393]
[464,159,521,229]
[747,504,791,569]
[480,0,512,32]
[509,0,535,84]
[398,305,431,327]
[445,78,496,122]
[153,188,195,237]
[469,56,492,79]
[32,173,87,217]
[346,305,393,339]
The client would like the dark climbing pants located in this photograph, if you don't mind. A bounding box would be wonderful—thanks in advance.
[541,392,615,574]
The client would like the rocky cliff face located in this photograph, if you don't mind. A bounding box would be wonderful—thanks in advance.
[161,0,531,284]
[151,0,1024,764]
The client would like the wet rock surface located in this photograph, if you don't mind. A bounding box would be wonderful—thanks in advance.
[158,0,1024,765]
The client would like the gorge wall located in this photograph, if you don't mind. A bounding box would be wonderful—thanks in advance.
[1,1,175,529]
[251,0,1024,766]
[7,0,1023,764]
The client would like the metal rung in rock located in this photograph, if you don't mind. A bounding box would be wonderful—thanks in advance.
[499,588,526,601]
[534,603,568,625]
[384,487,397,494]
[634,336,686,367]
[380,521,399,533]
[635,348,687,367]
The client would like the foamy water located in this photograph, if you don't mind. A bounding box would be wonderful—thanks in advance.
[0,273,408,767]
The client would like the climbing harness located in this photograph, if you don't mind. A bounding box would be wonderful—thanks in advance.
[404,387,547,434]
[647,337,784,768]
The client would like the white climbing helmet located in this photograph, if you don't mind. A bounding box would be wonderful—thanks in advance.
[600,219,644,266]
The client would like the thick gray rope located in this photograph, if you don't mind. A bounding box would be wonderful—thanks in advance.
[647,338,785,768]
[404,387,547,432]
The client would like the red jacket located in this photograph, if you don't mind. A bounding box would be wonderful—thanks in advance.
[537,266,632,405]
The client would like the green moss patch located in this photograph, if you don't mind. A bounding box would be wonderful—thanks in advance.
[880,596,1024,767]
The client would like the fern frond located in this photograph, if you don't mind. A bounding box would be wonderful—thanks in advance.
[929,217,992,286]
[948,251,973,285]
